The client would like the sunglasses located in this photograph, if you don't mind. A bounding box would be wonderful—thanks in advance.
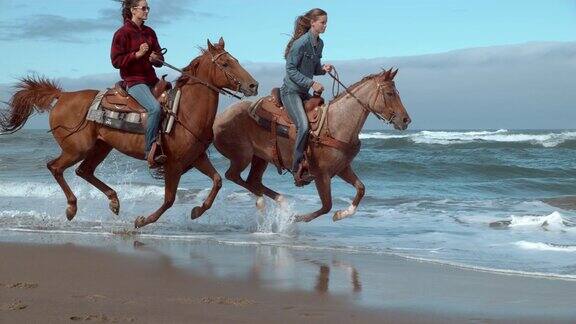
[133,6,150,11]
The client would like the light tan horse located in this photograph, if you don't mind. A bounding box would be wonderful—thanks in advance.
[0,38,258,228]
[213,68,410,222]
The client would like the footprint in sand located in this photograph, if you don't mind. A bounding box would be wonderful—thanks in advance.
[72,294,107,302]
[171,296,255,306]
[0,300,28,311]
[0,282,39,289]
[199,296,255,306]
[69,314,135,322]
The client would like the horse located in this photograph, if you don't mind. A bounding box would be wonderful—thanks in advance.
[0,38,258,228]
[212,68,410,222]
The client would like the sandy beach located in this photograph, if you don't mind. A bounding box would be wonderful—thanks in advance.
[1,233,575,323]
[0,242,445,324]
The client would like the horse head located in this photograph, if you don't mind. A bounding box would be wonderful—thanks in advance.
[373,68,411,130]
[206,37,259,97]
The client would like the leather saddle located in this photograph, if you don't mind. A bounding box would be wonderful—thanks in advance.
[253,88,325,136]
[100,75,172,114]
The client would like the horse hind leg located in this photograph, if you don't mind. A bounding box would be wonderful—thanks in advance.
[75,140,120,215]
[246,156,285,208]
[47,152,85,220]
[189,152,222,220]
[224,152,259,194]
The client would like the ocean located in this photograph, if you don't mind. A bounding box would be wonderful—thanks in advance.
[1,129,575,279]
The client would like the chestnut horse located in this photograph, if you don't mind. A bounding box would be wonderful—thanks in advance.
[0,38,258,228]
[213,68,410,222]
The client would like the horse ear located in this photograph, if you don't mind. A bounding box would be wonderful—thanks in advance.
[207,39,215,52]
[384,68,391,80]
[218,37,225,48]
[391,68,399,79]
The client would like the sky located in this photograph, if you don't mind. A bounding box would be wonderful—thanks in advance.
[1,0,575,129]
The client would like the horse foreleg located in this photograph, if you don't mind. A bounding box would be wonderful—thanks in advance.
[294,174,332,222]
[75,140,120,215]
[190,152,222,220]
[134,166,181,228]
[333,165,365,221]
[47,152,85,220]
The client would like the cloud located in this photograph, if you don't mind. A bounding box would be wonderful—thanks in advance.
[2,41,575,130]
[0,0,222,43]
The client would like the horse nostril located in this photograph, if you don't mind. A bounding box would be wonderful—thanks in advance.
[403,117,411,124]
[249,83,257,89]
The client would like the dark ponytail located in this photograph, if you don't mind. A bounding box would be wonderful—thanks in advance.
[116,0,140,20]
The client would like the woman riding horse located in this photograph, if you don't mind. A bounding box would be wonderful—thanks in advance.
[111,0,166,167]
[281,8,333,185]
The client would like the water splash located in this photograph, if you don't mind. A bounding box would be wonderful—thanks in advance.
[255,196,298,235]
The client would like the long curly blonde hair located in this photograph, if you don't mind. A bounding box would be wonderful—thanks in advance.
[284,8,327,59]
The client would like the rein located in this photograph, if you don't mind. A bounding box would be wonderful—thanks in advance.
[327,68,392,123]
[156,57,242,100]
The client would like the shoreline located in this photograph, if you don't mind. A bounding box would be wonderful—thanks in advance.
[1,233,575,323]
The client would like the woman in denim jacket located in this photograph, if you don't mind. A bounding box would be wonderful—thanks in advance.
[281,8,333,184]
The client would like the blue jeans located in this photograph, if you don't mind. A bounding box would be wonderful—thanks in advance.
[127,84,161,154]
[280,88,310,171]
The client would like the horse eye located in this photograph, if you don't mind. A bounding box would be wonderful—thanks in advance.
[387,92,395,96]
[222,62,229,67]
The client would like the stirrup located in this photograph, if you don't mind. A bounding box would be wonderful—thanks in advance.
[147,143,167,169]
[293,160,314,187]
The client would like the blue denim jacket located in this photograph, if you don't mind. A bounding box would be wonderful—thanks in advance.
[282,30,326,94]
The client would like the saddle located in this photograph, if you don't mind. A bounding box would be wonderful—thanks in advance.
[253,88,325,136]
[101,75,172,114]
[86,75,176,168]
[250,87,360,183]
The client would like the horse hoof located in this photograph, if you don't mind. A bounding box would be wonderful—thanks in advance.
[256,196,265,212]
[134,216,147,229]
[191,206,204,220]
[65,204,77,221]
[333,211,345,222]
[333,205,356,222]
[109,199,120,215]
[294,215,311,223]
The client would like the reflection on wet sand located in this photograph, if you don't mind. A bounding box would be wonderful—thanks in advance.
[308,260,362,294]
[128,240,364,298]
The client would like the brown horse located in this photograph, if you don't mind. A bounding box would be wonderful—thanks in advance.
[0,38,258,228]
[213,68,410,222]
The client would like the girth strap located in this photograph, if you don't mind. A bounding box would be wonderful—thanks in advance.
[270,118,284,174]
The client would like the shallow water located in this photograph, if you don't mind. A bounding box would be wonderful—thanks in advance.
[1,129,575,279]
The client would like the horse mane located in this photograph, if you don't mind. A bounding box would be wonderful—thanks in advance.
[175,44,225,88]
[329,72,381,104]
[175,56,203,88]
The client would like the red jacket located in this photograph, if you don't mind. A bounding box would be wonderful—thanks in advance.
[110,20,164,88]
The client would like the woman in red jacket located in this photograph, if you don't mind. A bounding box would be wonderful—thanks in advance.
[111,0,165,166]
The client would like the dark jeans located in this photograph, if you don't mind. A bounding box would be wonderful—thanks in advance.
[280,88,310,171]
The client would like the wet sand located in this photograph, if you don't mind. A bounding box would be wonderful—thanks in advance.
[1,236,575,323]
[0,242,449,324]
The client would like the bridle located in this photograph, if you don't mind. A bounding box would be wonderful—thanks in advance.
[210,50,244,96]
[328,68,395,124]
[156,49,243,99]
